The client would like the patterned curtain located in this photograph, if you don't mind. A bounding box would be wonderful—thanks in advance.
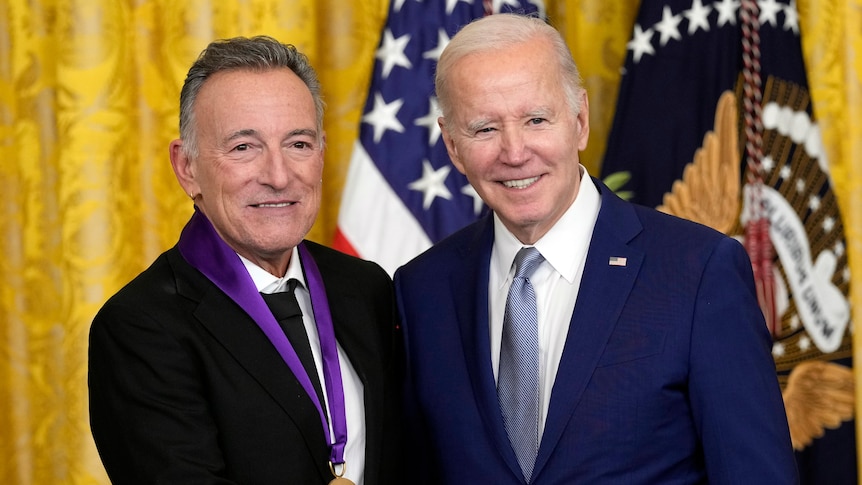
[0,0,387,482]
[0,0,858,483]
[798,0,862,473]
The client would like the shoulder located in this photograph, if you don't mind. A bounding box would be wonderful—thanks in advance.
[594,183,750,273]
[302,240,393,296]
[610,192,738,257]
[90,247,197,341]
[397,216,492,276]
[99,248,181,308]
[595,178,728,246]
[303,240,388,278]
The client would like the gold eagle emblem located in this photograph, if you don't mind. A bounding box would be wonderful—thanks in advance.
[656,89,854,451]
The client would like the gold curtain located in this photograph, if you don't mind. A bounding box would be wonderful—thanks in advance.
[0,0,858,483]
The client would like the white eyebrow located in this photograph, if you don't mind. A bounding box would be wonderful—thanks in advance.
[524,107,553,118]
[465,118,492,133]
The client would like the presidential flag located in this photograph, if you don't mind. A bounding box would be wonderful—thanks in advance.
[334,0,545,276]
[600,0,855,481]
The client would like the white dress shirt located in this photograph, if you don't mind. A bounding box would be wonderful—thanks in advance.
[241,247,366,485]
[489,166,601,441]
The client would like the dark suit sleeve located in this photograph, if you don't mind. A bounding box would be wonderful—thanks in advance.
[89,299,235,485]
[688,237,799,483]
[393,268,442,485]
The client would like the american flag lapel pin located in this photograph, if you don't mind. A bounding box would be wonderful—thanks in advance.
[608,256,627,267]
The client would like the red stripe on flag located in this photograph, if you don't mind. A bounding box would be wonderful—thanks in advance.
[332,227,359,257]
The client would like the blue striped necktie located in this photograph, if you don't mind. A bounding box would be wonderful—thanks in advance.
[498,246,544,483]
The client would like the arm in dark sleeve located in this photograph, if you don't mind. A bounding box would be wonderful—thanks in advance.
[689,237,799,484]
[88,301,235,485]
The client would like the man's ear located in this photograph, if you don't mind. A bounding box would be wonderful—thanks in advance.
[577,91,590,151]
[439,117,465,175]
[169,139,200,198]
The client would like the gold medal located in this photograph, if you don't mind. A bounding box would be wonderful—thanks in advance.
[328,478,355,485]
[328,461,355,485]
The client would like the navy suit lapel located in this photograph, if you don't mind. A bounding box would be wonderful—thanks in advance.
[534,181,645,478]
[452,216,526,481]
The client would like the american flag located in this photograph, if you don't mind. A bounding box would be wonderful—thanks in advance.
[334,0,545,276]
[608,256,627,267]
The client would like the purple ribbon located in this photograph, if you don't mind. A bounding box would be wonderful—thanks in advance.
[298,242,348,463]
[178,208,348,465]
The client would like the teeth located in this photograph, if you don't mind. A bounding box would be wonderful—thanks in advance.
[257,202,292,208]
[503,176,539,189]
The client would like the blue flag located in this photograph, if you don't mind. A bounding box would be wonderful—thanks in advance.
[601,1,855,482]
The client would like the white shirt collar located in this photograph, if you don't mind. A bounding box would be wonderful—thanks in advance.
[239,246,306,294]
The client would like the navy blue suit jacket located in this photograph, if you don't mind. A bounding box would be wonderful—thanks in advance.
[394,178,798,484]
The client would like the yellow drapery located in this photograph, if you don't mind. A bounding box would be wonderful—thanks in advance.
[0,1,858,483]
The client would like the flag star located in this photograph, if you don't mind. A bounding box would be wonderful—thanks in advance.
[409,160,453,209]
[714,0,740,26]
[758,0,782,27]
[363,93,405,143]
[760,155,775,173]
[823,216,835,232]
[461,184,484,215]
[779,165,792,180]
[798,335,812,351]
[491,0,521,13]
[684,0,712,34]
[655,6,683,46]
[783,0,800,33]
[627,24,656,63]
[808,195,821,211]
[446,0,473,15]
[795,178,805,193]
[423,29,450,62]
[414,97,442,146]
[376,29,412,79]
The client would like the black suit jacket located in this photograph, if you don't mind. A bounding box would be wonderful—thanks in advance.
[89,241,403,484]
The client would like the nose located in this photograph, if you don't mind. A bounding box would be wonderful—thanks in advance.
[259,149,291,189]
[500,126,528,165]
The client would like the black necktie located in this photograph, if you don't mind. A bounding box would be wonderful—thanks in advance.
[261,279,327,410]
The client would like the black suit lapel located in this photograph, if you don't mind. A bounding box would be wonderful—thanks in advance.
[302,242,384,391]
[301,241,396,484]
[170,250,329,460]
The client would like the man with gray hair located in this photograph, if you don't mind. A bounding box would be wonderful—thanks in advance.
[89,36,402,484]
[395,14,798,484]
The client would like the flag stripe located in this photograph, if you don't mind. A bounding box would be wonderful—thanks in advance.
[336,141,432,275]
